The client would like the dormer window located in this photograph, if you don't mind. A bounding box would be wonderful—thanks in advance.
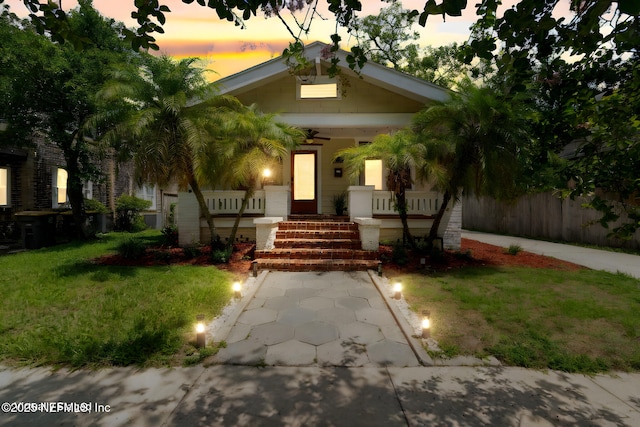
[298,76,340,99]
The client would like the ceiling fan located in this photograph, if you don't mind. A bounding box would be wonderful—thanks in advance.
[305,129,331,143]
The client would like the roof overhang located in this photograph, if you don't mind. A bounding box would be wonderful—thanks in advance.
[216,41,451,105]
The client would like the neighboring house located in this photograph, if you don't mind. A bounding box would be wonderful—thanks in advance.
[0,135,171,249]
[177,42,462,251]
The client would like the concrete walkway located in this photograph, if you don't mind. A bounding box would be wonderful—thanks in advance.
[463,230,640,279]
[213,270,429,367]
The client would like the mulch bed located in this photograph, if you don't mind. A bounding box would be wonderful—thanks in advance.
[93,238,584,276]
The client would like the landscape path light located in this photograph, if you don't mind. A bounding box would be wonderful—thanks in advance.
[195,314,206,348]
[393,281,402,300]
[232,281,242,299]
[421,310,431,339]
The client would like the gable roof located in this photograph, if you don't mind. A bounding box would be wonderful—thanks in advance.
[215,41,451,104]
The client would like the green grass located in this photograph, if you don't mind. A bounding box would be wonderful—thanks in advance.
[399,267,640,373]
[0,231,234,368]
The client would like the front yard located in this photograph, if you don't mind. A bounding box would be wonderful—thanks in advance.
[388,241,640,373]
[1,231,638,373]
[0,231,236,368]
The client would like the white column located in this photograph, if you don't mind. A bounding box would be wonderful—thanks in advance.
[264,185,290,219]
[177,191,200,246]
[254,217,282,251]
[348,185,374,221]
[354,217,381,251]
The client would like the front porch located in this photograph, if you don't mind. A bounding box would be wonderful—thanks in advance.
[176,185,462,254]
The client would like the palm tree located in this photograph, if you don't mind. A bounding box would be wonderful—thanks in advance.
[335,130,423,249]
[412,79,532,250]
[217,105,304,249]
[96,55,244,247]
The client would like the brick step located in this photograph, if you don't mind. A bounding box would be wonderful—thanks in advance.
[275,230,360,240]
[287,215,351,222]
[255,248,379,260]
[278,221,358,231]
[274,239,362,249]
[254,258,381,272]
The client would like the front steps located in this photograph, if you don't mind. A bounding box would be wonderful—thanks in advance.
[254,219,380,272]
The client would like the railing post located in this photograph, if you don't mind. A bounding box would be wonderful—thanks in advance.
[264,185,290,219]
[348,186,374,221]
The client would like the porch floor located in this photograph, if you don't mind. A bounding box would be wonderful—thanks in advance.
[254,219,380,272]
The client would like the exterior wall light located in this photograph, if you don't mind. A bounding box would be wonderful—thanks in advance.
[195,314,206,348]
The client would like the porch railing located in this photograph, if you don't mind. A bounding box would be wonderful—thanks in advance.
[203,190,266,215]
[372,190,439,216]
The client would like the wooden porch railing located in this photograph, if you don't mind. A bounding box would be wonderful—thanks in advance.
[203,190,265,215]
[372,190,439,216]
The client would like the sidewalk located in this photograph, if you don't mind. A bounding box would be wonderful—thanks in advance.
[1,364,639,426]
[463,230,640,279]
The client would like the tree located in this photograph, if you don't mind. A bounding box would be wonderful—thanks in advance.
[335,130,422,249]
[0,1,137,239]
[217,105,304,250]
[463,0,640,236]
[412,79,533,250]
[96,55,245,248]
[349,1,419,70]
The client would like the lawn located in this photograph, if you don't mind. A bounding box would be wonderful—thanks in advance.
[398,267,640,373]
[0,231,235,368]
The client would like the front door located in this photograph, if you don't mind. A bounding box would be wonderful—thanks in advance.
[290,151,317,214]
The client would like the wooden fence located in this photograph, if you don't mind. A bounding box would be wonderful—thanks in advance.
[463,192,639,249]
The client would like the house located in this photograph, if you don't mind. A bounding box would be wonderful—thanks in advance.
[0,133,172,249]
[176,42,462,253]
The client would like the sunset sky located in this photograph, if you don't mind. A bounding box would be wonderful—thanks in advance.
[4,0,483,79]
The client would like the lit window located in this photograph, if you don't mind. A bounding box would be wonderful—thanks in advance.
[365,160,384,190]
[0,167,8,206]
[135,184,156,210]
[298,76,340,99]
[53,168,68,207]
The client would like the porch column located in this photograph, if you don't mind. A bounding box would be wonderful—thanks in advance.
[254,217,282,251]
[264,185,290,219]
[348,185,374,221]
[354,217,381,251]
[177,191,200,246]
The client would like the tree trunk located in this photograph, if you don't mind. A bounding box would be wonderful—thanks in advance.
[188,176,220,249]
[226,187,253,251]
[426,190,452,252]
[396,189,416,250]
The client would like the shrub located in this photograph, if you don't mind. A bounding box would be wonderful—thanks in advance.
[506,244,523,255]
[392,243,409,266]
[161,224,179,246]
[183,245,202,259]
[211,247,232,264]
[115,195,151,232]
[116,237,147,259]
[84,198,110,214]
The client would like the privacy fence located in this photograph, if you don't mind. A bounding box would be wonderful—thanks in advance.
[463,192,640,250]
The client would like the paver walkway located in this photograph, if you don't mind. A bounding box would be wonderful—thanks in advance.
[213,271,423,367]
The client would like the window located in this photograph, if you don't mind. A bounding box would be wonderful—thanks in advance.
[83,181,93,200]
[364,159,384,190]
[298,76,340,99]
[53,167,68,207]
[135,184,156,210]
[0,167,9,206]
